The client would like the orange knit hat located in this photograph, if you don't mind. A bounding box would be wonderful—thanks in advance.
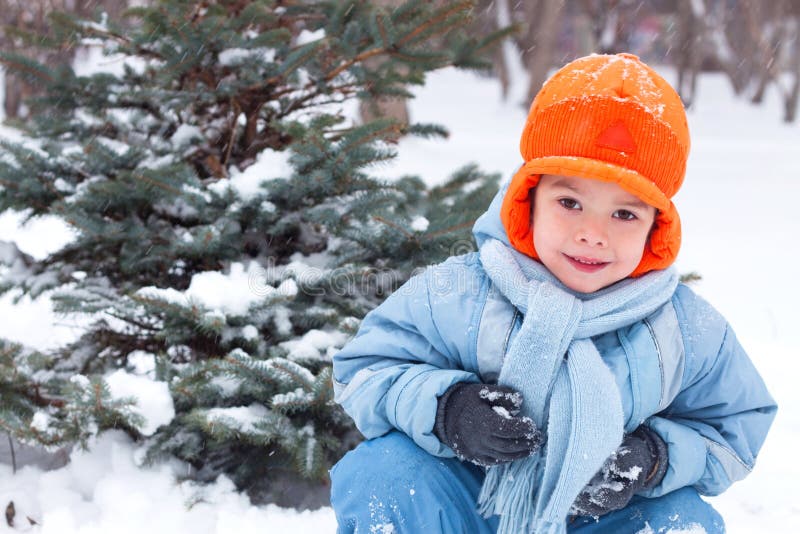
[500,53,690,276]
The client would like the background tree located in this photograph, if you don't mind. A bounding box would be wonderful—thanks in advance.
[1,0,131,119]
[743,0,800,122]
[0,0,507,506]
[457,0,800,122]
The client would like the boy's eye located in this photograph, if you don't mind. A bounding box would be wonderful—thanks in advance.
[614,209,637,221]
[559,198,580,210]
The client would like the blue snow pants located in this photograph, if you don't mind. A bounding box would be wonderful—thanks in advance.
[330,432,726,533]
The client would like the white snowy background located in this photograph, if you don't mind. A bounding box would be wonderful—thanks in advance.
[1,50,798,532]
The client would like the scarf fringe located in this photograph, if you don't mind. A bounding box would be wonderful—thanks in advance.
[478,453,543,533]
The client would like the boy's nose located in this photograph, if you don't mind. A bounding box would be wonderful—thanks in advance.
[575,223,608,248]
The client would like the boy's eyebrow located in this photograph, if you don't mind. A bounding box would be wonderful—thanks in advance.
[549,178,581,192]
[616,197,652,210]
[549,177,651,210]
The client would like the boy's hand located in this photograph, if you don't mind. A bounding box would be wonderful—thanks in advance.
[433,382,542,467]
[570,426,668,517]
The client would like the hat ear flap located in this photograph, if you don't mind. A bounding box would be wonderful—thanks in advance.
[501,167,542,259]
[632,202,681,277]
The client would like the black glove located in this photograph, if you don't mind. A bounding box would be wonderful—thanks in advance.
[570,426,669,517]
[433,382,542,467]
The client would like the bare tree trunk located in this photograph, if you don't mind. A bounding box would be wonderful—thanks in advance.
[357,0,410,137]
[525,0,565,105]
[576,0,617,54]
[749,0,783,104]
[493,0,512,100]
[357,83,410,134]
[494,40,511,101]
[676,0,702,108]
[751,61,773,105]
[573,9,596,57]
[784,15,800,122]
[724,0,756,94]
[703,0,747,96]
[3,75,27,120]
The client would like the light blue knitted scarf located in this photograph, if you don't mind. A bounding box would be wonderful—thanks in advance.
[476,239,678,534]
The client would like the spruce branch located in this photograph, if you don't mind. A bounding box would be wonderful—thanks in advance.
[0,53,55,85]
[371,215,416,241]
[423,220,475,239]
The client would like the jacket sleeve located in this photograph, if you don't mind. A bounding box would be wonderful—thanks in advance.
[332,255,486,456]
[643,286,777,497]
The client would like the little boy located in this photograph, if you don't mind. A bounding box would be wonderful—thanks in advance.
[329,53,776,533]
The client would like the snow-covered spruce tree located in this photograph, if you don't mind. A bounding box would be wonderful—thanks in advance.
[0,0,504,495]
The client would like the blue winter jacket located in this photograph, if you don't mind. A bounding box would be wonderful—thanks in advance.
[333,188,777,498]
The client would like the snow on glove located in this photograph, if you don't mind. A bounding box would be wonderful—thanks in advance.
[570,425,669,517]
[433,382,542,467]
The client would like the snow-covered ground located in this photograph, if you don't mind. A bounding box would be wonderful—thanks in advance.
[2,63,799,532]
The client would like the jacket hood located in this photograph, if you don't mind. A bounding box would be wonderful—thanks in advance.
[472,181,513,250]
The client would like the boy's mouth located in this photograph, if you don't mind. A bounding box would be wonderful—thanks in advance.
[563,254,609,273]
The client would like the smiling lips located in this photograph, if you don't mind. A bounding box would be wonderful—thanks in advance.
[563,253,610,273]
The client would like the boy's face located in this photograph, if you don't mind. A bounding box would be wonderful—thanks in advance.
[532,174,656,293]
